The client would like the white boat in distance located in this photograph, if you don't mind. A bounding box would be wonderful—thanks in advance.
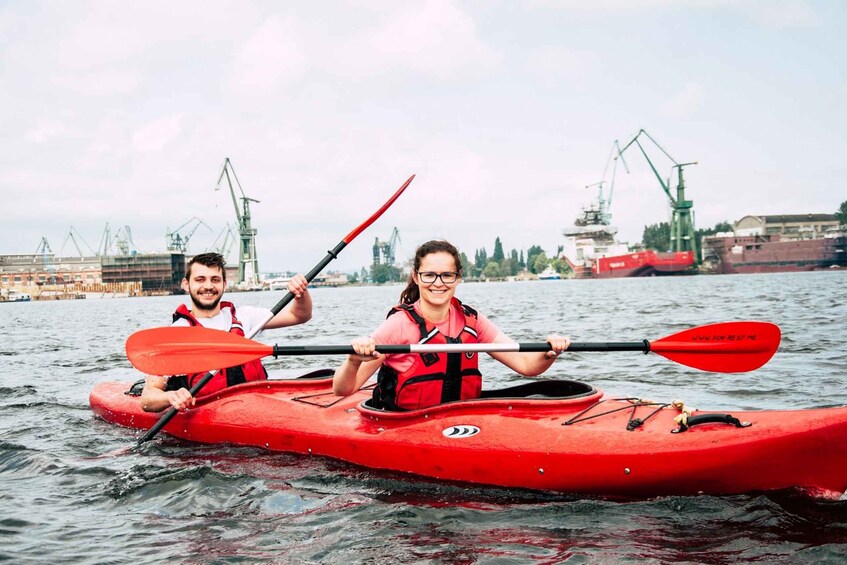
[3,290,33,302]
[268,276,291,291]
[538,266,562,280]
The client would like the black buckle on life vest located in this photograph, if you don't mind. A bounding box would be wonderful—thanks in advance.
[420,352,439,366]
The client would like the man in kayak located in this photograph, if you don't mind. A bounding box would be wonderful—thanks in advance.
[333,239,569,410]
[140,252,312,412]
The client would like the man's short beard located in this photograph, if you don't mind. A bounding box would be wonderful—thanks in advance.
[191,291,222,311]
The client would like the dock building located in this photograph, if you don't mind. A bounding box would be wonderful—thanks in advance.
[733,214,841,240]
[0,252,186,298]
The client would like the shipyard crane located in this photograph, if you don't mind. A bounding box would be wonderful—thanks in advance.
[60,226,96,258]
[577,142,622,227]
[208,223,237,261]
[373,227,401,267]
[97,223,111,256]
[166,217,212,253]
[113,225,136,256]
[96,223,135,256]
[617,129,697,256]
[216,158,259,287]
[34,237,56,284]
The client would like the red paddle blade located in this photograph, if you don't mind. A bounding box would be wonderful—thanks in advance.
[126,326,272,375]
[343,174,415,243]
[649,321,781,373]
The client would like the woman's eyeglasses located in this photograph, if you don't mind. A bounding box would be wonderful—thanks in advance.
[417,271,459,284]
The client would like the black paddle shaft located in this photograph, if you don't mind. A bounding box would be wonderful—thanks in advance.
[568,341,650,353]
[269,240,346,317]
[267,340,651,356]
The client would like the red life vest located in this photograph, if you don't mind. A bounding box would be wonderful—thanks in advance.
[372,298,482,411]
[168,301,268,397]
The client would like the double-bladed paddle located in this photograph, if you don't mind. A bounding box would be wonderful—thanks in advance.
[136,173,415,444]
[127,320,781,376]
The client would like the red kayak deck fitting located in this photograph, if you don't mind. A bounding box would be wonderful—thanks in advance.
[90,375,847,499]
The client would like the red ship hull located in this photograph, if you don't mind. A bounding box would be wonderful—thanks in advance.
[702,235,847,274]
[592,250,695,278]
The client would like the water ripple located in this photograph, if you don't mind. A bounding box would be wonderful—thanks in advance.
[1,271,846,562]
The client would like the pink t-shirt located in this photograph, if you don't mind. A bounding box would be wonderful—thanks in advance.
[371,300,502,374]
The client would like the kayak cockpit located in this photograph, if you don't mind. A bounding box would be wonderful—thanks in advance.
[357,379,603,420]
[123,368,337,398]
[479,379,596,400]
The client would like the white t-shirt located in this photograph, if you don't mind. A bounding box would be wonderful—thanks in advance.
[172,304,273,337]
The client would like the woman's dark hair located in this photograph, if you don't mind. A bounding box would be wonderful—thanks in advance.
[185,252,227,281]
[399,240,462,304]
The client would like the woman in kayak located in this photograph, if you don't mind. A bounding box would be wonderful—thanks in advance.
[333,239,569,410]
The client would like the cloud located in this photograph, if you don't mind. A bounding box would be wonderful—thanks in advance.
[526,0,820,30]
[730,0,820,29]
[336,0,500,80]
[131,115,185,153]
[660,82,706,120]
[55,68,145,97]
[225,16,309,95]
[25,119,72,144]
[527,0,689,13]
[525,46,601,88]
[56,18,148,70]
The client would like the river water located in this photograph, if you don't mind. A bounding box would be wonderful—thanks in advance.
[2,271,846,563]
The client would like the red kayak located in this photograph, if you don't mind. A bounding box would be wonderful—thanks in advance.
[90,372,847,499]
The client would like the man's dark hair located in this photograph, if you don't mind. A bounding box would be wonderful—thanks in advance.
[185,252,227,281]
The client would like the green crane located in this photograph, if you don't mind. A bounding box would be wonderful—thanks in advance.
[34,237,56,284]
[372,227,402,282]
[216,158,260,287]
[617,129,698,258]
[373,227,401,267]
[166,217,212,253]
[209,223,236,260]
[580,141,623,227]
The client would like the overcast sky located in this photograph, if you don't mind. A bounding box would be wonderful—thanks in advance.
[1,1,844,273]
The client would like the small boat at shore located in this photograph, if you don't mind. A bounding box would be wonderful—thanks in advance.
[90,372,847,499]
[1,290,32,302]
[537,266,562,280]
[267,276,291,291]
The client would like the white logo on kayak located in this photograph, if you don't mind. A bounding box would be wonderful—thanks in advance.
[442,425,480,438]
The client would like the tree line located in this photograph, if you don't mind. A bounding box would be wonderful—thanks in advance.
[641,221,733,253]
[460,237,570,280]
[357,237,570,283]
[359,201,847,283]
